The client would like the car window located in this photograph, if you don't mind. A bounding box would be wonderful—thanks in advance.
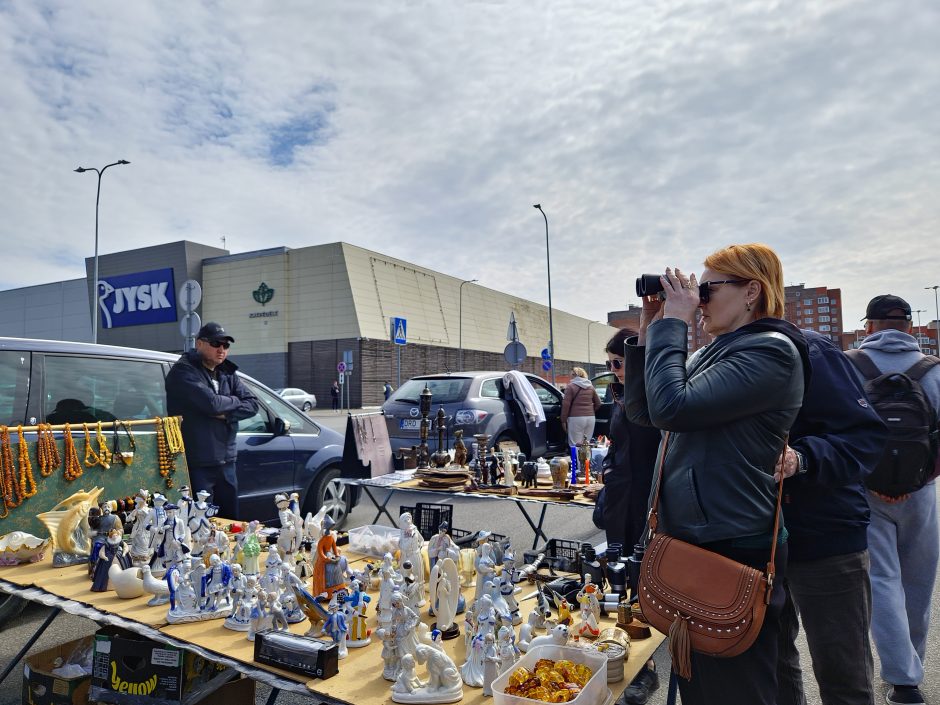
[239,380,316,434]
[0,351,30,426]
[43,354,167,424]
[391,378,472,405]
[592,373,617,403]
[480,379,500,398]
[528,378,561,406]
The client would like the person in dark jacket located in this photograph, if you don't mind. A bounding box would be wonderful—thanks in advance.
[775,330,887,705]
[165,322,259,520]
[624,244,809,705]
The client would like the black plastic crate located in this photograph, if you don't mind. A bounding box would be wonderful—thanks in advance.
[523,538,583,574]
[399,502,454,540]
[451,527,508,546]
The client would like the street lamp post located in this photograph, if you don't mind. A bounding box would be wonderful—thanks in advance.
[586,320,606,376]
[458,278,478,372]
[927,285,940,354]
[533,204,556,386]
[74,160,130,343]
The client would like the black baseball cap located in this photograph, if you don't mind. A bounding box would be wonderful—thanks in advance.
[863,295,912,321]
[197,322,235,343]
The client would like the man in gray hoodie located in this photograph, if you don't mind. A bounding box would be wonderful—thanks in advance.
[851,295,940,705]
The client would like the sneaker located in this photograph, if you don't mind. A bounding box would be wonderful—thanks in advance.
[886,685,926,705]
[619,662,659,705]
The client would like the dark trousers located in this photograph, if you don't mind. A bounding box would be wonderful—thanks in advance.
[675,542,788,705]
[187,461,240,520]
[331,395,339,410]
[777,550,874,705]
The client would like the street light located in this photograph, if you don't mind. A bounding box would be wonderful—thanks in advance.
[926,285,939,353]
[458,278,478,371]
[914,309,925,329]
[74,159,130,343]
[533,204,556,385]
[586,320,606,376]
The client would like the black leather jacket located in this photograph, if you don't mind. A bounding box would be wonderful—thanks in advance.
[624,318,807,545]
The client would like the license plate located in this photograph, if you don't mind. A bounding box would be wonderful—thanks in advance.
[399,419,420,430]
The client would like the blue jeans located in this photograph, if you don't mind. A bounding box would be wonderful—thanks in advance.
[868,483,939,686]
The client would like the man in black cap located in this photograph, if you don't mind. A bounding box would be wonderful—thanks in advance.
[165,322,259,520]
[845,295,940,705]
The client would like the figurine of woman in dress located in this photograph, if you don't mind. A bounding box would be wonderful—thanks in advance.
[575,575,601,638]
[239,520,262,575]
[397,513,425,607]
[127,492,154,565]
[472,542,496,609]
[312,515,346,598]
[481,633,501,696]
[460,594,497,687]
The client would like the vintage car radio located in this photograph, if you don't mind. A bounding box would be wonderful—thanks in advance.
[252,630,339,680]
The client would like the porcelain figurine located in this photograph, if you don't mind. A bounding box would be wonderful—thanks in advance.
[526,623,569,651]
[276,493,303,565]
[399,644,463,704]
[392,654,425,697]
[401,566,423,612]
[502,450,516,489]
[278,562,307,623]
[260,546,283,593]
[378,555,403,626]
[37,486,105,566]
[481,633,500,696]
[268,591,290,632]
[210,528,230,562]
[461,594,497,687]
[239,520,262,575]
[187,493,214,557]
[140,564,170,605]
[389,591,422,661]
[225,572,256,631]
[166,554,231,623]
[453,430,468,468]
[320,598,350,659]
[576,575,601,639]
[224,564,249,625]
[153,504,190,574]
[427,522,460,572]
[247,588,272,642]
[146,493,169,565]
[176,485,194,544]
[201,554,233,611]
[472,542,497,608]
[377,626,400,681]
[497,625,520,670]
[166,558,196,613]
[485,579,512,626]
[398,513,426,606]
[0,531,51,565]
[429,557,460,639]
[345,579,372,646]
[91,529,131,592]
[127,492,154,565]
[109,563,145,599]
[312,515,346,598]
[90,504,124,576]
[499,550,521,626]
[518,611,541,652]
[552,591,573,627]
[463,606,476,654]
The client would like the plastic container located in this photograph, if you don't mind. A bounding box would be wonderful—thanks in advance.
[491,645,608,705]
[346,525,400,558]
[523,538,582,574]
[398,502,455,540]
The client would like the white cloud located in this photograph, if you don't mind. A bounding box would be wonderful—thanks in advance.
[1,0,939,328]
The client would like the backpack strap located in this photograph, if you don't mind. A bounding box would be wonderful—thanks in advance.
[845,349,883,380]
[903,356,940,382]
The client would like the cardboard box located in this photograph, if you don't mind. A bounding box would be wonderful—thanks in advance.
[22,636,94,705]
[90,627,230,705]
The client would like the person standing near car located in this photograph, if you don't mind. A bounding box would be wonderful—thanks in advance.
[561,367,601,446]
[331,380,340,412]
[165,322,259,520]
[384,381,394,401]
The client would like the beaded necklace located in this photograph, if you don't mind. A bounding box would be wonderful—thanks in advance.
[63,423,83,481]
[37,424,60,477]
[155,416,176,488]
[113,421,137,466]
[95,421,113,468]
[0,426,22,511]
[83,423,102,467]
[16,426,37,499]
[164,416,185,454]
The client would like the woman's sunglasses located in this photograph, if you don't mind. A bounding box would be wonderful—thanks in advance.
[698,279,747,304]
[605,359,624,371]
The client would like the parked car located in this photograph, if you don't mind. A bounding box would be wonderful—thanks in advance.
[590,371,618,439]
[277,387,317,411]
[381,371,568,459]
[0,336,356,626]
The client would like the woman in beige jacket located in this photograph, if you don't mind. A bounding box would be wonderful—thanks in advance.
[560,367,601,446]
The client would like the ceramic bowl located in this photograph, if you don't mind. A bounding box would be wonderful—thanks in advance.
[0,531,52,565]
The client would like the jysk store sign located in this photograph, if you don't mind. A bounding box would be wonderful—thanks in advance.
[97,268,177,329]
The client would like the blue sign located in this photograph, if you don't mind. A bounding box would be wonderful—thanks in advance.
[391,317,407,346]
[542,360,553,371]
[97,268,177,329]
[541,348,551,360]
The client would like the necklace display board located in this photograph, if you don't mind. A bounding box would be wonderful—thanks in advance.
[340,412,395,479]
[0,419,190,537]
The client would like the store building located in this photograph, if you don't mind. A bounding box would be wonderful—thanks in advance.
[784,284,844,345]
[0,240,618,406]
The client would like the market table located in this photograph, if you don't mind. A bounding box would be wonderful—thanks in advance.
[341,473,600,551]
[1,543,662,705]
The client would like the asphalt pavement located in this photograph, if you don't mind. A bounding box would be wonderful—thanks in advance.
[1,407,937,705]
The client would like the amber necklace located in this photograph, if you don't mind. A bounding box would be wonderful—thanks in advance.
[37,423,60,477]
[155,416,176,488]
[63,423,84,481]
[16,426,37,499]
[95,421,113,468]
[0,435,8,519]
[164,416,184,454]
[83,423,102,467]
[0,426,21,511]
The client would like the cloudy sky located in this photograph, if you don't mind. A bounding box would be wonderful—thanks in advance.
[1,1,939,328]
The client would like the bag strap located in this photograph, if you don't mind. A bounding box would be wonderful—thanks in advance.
[845,349,882,380]
[904,355,940,382]
[647,431,786,600]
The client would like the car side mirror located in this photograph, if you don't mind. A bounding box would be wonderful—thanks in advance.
[273,417,291,436]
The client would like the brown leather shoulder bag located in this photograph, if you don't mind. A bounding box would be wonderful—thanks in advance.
[638,432,785,679]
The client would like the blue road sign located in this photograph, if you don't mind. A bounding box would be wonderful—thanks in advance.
[541,348,551,360]
[391,317,407,346]
[542,360,553,371]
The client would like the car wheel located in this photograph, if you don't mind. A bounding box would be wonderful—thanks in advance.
[302,402,312,412]
[494,432,519,452]
[305,466,350,528]
[0,594,25,628]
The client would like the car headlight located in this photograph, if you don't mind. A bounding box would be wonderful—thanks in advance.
[454,409,488,425]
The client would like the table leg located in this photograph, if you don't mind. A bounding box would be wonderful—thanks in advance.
[264,686,281,705]
[513,502,550,550]
[0,606,62,685]
[666,669,678,705]
[362,486,398,525]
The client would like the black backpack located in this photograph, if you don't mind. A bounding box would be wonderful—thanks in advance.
[846,349,940,496]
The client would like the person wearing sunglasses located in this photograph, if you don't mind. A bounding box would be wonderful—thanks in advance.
[622,244,811,705]
[166,321,259,520]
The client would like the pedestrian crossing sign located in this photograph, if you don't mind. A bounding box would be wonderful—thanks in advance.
[391,317,407,345]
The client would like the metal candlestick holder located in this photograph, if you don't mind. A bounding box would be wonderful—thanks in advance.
[417,383,433,469]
